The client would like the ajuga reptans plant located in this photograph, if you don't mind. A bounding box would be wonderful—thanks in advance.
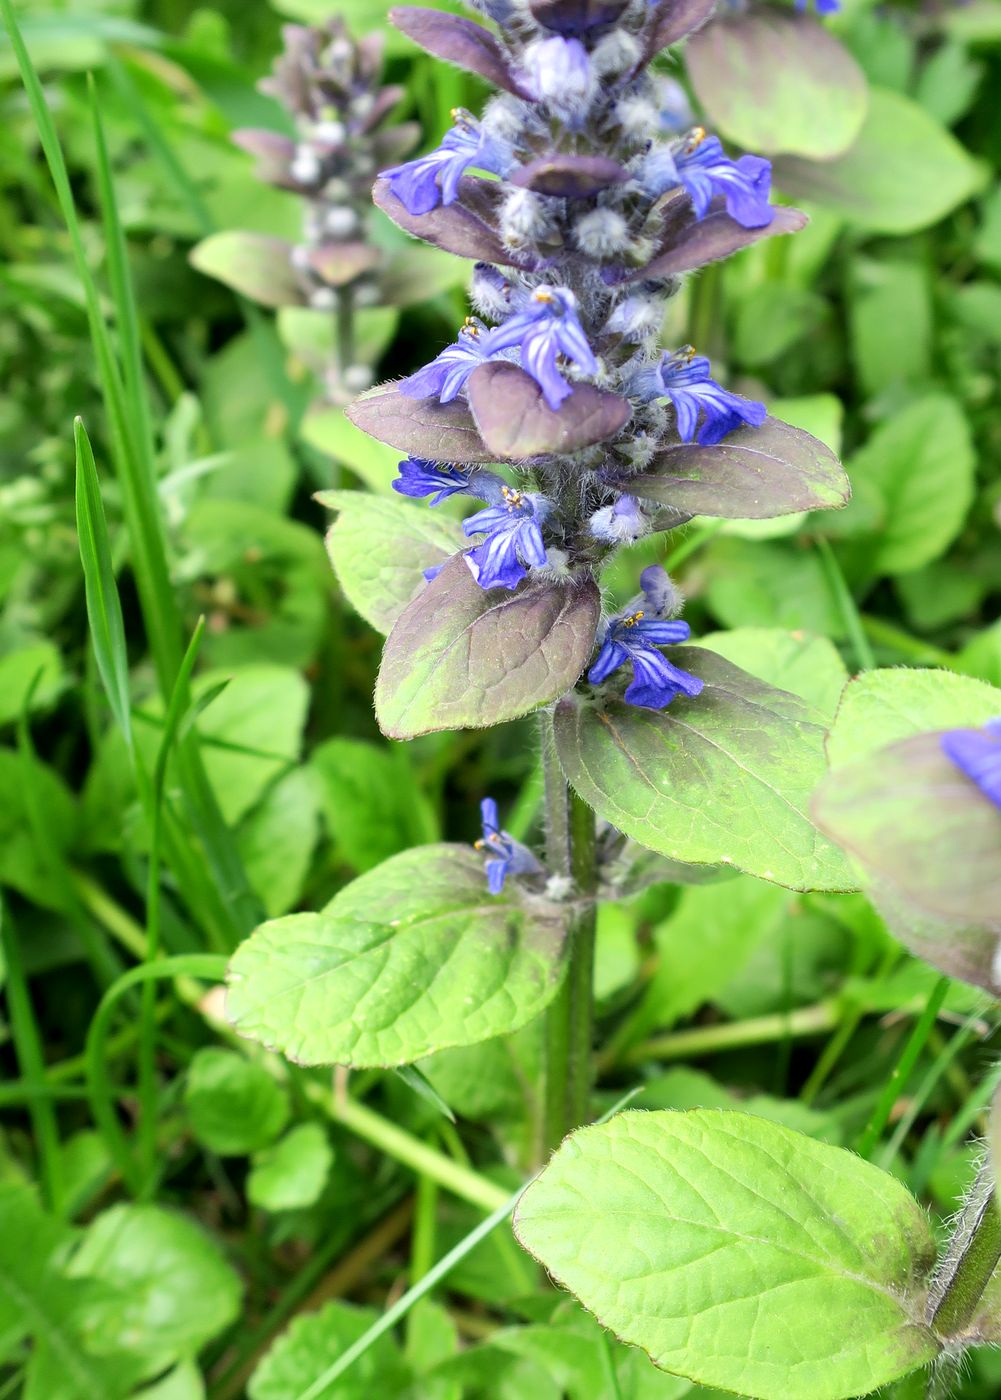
[193,19,419,401]
[223,4,1001,1397]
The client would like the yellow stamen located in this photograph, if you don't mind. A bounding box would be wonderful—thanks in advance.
[532,287,554,303]
[462,316,480,337]
[686,126,707,151]
[677,344,697,363]
[622,611,645,627]
[502,485,524,511]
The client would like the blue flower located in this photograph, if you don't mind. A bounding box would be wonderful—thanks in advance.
[588,493,648,544]
[392,458,470,506]
[641,129,773,229]
[399,318,506,403]
[489,287,598,410]
[381,110,506,216]
[639,347,766,445]
[796,0,841,13]
[475,797,543,894]
[588,568,702,710]
[941,719,1001,811]
[463,486,549,590]
[589,612,702,710]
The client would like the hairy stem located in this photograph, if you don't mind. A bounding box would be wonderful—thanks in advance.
[928,1161,1001,1341]
[537,712,597,1163]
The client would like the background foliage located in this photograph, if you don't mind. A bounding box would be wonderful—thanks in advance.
[1,0,1000,1395]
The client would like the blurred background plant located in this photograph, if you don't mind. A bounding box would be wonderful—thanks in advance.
[0,0,1000,1396]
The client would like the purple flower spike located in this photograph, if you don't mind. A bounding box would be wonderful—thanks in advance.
[381,110,506,216]
[489,287,598,410]
[399,318,508,402]
[392,457,470,505]
[641,347,766,446]
[475,797,543,894]
[589,609,702,710]
[941,719,1001,811]
[463,486,549,590]
[642,129,774,230]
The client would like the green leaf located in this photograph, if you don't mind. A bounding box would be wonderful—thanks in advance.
[311,737,437,872]
[696,628,849,721]
[841,395,974,574]
[189,232,304,308]
[320,489,466,635]
[826,667,1001,770]
[631,418,850,521]
[0,635,66,727]
[686,13,867,158]
[184,1047,290,1156]
[376,556,600,739]
[704,538,844,638]
[774,88,984,234]
[848,261,932,398]
[555,648,854,892]
[226,845,567,1067]
[302,410,404,494]
[0,750,78,909]
[514,1110,939,1400]
[237,768,322,917]
[247,1123,334,1212]
[248,1301,409,1400]
[0,1184,120,1396]
[67,1203,242,1376]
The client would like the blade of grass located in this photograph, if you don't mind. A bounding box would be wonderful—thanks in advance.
[0,899,65,1215]
[876,1007,986,1171]
[85,954,229,1196]
[855,974,951,1159]
[816,536,876,673]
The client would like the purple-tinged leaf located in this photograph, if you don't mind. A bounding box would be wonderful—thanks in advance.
[637,201,806,282]
[372,123,422,166]
[467,363,630,459]
[511,155,629,199]
[346,383,495,463]
[555,648,855,892]
[232,129,296,188]
[686,13,867,160]
[189,232,305,308]
[373,176,533,267]
[630,418,849,520]
[641,0,717,64]
[376,555,600,738]
[389,7,528,97]
[814,733,1001,932]
[319,489,467,635]
[529,0,629,33]
[308,242,382,287]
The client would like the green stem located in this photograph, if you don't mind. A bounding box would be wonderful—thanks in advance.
[334,286,356,393]
[608,999,839,1071]
[929,1163,1001,1340]
[537,713,597,1162]
[815,537,875,673]
[855,974,950,1159]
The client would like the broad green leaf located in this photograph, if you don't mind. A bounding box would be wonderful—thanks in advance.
[0,1184,121,1396]
[704,538,844,638]
[237,768,322,917]
[774,88,984,234]
[686,13,867,158]
[311,736,437,872]
[848,260,932,397]
[68,1203,242,1376]
[320,489,466,635]
[278,306,399,380]
[184,1047,290,1156]
[631,417,849,521]
[697,628,848,721]
[247,1123,333,1212]
[827,668,1001,770]
[514,1110,939,1400]
[134,1362,205,1400]
[555,648,854,891]
[226,845,566,1067]
[376,556,600,739]
[189,232,304,308]
[841,395,974,574]
[0,750,78,910]
[302,410,404,494]
[249,1301,409,1400]
[620,877,792,1049]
